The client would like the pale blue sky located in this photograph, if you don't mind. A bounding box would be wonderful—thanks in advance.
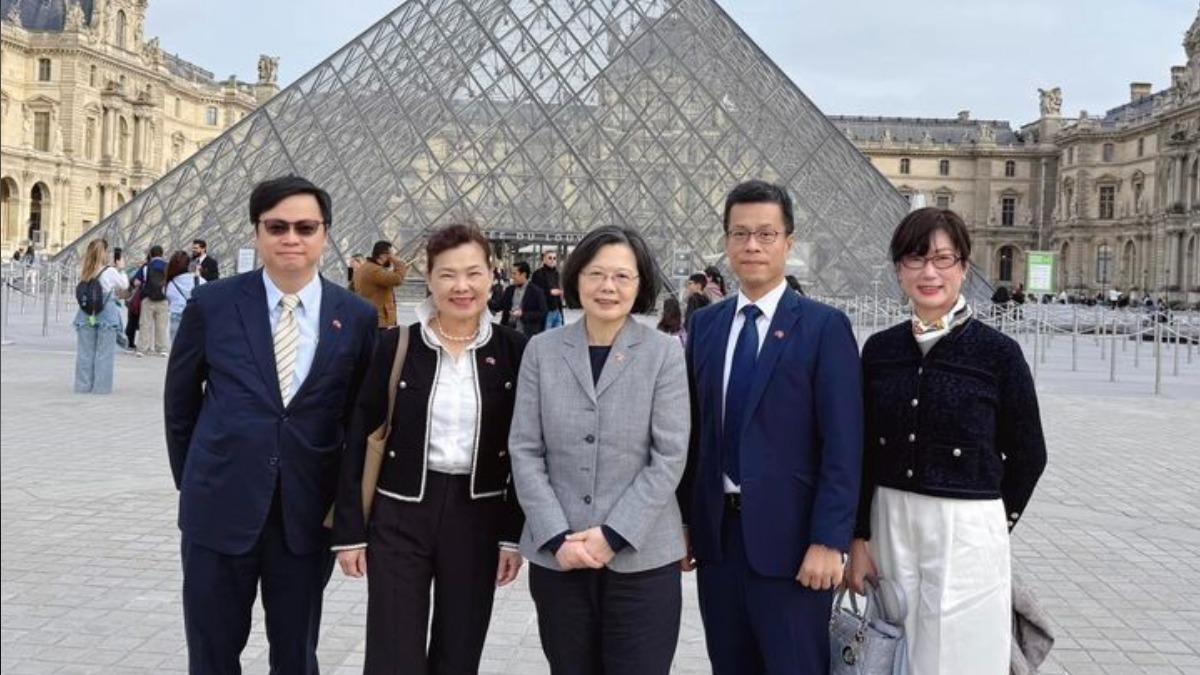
[146,0,1197,125]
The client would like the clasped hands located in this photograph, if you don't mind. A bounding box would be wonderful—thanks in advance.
[555,526,615,570]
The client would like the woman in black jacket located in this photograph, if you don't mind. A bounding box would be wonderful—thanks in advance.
[333,223,526,675]
[845,208,1047,675]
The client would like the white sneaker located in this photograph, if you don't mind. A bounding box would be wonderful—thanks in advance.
[135,351,145,358]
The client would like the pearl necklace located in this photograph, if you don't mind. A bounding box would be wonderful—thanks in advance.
[433,316,479,344]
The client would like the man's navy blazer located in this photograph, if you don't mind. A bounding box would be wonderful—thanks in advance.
[164,270,377,556]
[679,289,864,578]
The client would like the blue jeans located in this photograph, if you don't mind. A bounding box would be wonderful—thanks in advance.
[544,309,564,330]
[74,302,121,394]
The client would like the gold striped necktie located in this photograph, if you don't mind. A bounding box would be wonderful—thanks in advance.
[274,294,301,406]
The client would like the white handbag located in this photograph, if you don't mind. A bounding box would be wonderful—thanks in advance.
[830,577,909,675]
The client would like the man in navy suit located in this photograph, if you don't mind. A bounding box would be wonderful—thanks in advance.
[679,180,863,674]
[165,175,377,674]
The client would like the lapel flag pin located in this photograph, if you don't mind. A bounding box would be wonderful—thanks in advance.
[485,356,496,366]
[774,330,785,339]
[615,352,625,363]
[332,319,343,331]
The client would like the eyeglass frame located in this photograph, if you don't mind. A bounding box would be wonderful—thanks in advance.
[725,228,786,246]
[580,267,640,288]
[898,253,963,270]
[256,219,327,237]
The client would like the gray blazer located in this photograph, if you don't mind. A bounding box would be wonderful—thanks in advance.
[509,317,690,573]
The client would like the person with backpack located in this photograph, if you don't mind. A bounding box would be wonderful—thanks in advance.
[165,250,205,342]
[133,245,170,357]
[74,239,128,394]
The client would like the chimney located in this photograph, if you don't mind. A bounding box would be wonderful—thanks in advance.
[956,110,970,121]
[1130,82,1152,102]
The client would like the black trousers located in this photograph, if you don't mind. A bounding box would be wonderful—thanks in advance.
[365,472,503,675]
[529,561,682,675]
[181,484,335,675]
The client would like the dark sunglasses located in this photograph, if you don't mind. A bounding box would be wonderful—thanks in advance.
[258,219,325,237]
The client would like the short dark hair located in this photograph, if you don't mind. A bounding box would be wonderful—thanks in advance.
[687,273,708,287]
[512,261,531,277]
[657,296,683,334]
[723,179,795,235]
[149,244,164,258]
[249,175,333,228]
[888,207,971,266]
[424,223,492,274]
[561,225,660,314]
[192,239,207,250]
[370,240,393,260]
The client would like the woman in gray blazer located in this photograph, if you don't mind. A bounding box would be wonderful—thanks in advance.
[509,226,690,675]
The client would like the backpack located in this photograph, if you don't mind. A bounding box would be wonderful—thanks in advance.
[143,262,167,301]
[75,266,110,317]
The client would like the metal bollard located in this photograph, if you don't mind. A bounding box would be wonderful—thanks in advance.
[1100,315,1107,361]
[41,272,51,337]
[1134,316,1141,368]
[1173,317,1180,377]
[1032,309,1040,381]
[1154,320,1163,396]
[1071,309,1078,372]
[1109,318,1117,383]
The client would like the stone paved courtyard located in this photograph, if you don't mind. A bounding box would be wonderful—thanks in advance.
[2,300,1199,674]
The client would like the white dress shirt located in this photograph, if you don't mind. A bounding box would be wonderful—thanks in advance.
[263,271,322,403]
[722,279,788,494]
[415,298,494,475]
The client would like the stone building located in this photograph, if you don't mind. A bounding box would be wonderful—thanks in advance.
[835,11,1200,304]
[0,0,277,256]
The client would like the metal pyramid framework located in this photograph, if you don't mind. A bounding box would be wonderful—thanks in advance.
[58,0,910,295]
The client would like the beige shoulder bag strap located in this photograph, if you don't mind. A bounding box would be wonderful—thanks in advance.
[361,325,410,520]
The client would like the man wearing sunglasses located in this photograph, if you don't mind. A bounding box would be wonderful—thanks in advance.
[165,175,378,675]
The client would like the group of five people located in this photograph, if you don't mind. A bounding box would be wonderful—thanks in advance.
[162,174,1046,675]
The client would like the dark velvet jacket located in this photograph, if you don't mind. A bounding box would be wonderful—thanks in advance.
[332,322,527,548]
[855,318,1047,539]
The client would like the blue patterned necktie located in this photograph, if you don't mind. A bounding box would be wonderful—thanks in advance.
[723,304,762,485]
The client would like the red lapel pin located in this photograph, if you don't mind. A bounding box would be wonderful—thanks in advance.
[774,330,785,339]
[332,319,343,331]
[485,356,496,366]
[615,352,625,363]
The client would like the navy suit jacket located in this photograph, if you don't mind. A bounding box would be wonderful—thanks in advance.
[679,289,864,578]
[164,270,377,556]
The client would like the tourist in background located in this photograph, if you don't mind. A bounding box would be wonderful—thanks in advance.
[702,265,726,301]
[846,207,1047,675]
[532,250,565,331]
[190,239,220,281]
[74,239,128,394]
[334,223,525,674]
[510,225,689,674]
[657,295,685,345]
[165,250,204,343]
[683,272,711,330]
[355,240,408,327]
[495,261,547,336]
[133,245,170,357]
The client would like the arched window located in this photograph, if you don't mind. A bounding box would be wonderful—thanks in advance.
[1186,234,1197,289]
[997,246,1015,282]
[1122,240,1137,287]
[29,183,48,243]
[1096,243,1113,286]
[0,177,18,241]
[1004,160,1016,177]
[899,158,910,175]
[115,10,127,49]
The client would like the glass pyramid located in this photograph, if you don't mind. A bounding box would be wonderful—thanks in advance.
[56,0,910,296]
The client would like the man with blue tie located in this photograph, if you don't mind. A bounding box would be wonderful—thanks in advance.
[165,175,378,674]
[679,180,864,673]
